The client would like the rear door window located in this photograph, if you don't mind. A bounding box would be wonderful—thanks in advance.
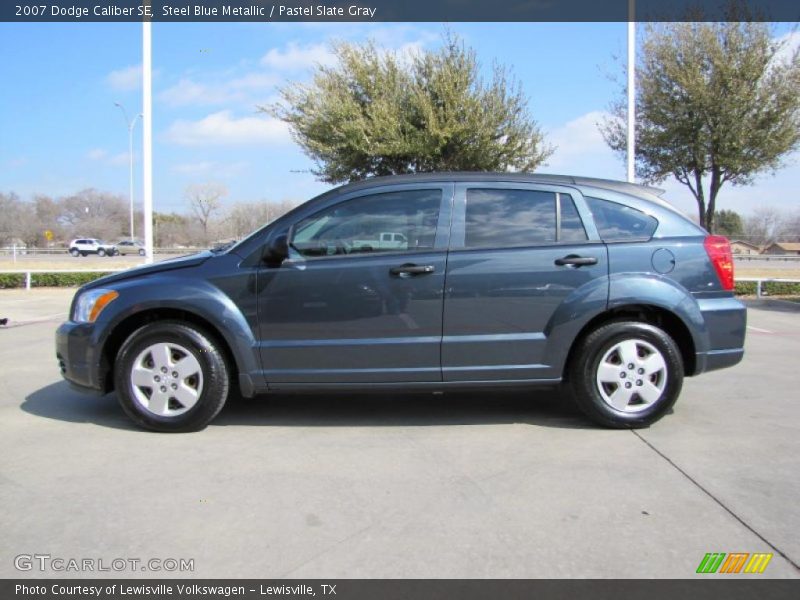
[465,189,556,248]
[560,195,588,242]
[463,188,590,248]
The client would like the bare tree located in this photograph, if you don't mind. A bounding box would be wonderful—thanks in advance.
[742,206,786,246]
[775,208,800,243]
[222,199,299,239]
[185,183,227,243]
[59,189,129,241]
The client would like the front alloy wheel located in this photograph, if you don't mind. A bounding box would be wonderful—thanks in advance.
[130,342,204,417]
[115,321,230,432]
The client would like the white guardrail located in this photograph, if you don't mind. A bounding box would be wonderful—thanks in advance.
[733,254,800,262]
[0,247,208,257]
[737,278,800,298]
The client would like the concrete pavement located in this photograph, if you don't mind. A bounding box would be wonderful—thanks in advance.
[0,289,798,578]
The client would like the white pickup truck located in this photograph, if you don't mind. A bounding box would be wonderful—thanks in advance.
[352,232,408,251]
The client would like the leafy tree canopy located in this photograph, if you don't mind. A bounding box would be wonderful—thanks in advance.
[602,20,800,232]
[714,208,745,237]
[267,34,552,184]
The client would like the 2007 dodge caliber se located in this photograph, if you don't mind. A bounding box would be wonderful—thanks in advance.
[56,173,746,432]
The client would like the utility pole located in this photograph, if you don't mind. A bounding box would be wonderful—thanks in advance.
[142,15,154,264]
[627,0,636,183]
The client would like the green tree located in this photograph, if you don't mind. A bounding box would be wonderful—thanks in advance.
[601,21,800,232]
[267,34,552,184]
[713,209,744,238]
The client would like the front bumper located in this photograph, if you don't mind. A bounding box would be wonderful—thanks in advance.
[55,321,106,393]
[694,296,747,375]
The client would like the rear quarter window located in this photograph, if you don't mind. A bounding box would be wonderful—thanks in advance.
[586,197,658,242]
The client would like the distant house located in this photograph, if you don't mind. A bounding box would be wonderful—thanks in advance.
[730,240,761,255]
[762,242,800,256]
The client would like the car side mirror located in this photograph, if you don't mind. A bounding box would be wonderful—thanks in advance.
[263,233,289,265]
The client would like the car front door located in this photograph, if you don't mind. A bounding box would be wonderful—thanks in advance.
[442,182,608,381]
[257,183,453,384]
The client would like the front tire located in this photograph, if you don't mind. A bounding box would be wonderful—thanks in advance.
[565,321,683,428]
[69,248,79,257]
[98,248,106,257]
[114,321,230,432]
[138,248,145,256]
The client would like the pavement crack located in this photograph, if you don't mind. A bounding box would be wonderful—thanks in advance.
[0,314,66,329]
[631,429,800,572]
[278,523,374,578]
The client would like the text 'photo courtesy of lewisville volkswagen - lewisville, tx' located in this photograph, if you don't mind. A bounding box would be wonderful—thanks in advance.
[1,1,799,599]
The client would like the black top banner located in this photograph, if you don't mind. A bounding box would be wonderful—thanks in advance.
[3,0,800,22]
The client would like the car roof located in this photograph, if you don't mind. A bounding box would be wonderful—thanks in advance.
[303,172,689,217]
[320,172,664,197]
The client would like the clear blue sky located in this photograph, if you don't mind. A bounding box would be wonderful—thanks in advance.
[1,21,798,219]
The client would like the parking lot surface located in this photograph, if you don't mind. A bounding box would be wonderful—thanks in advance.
[1,288,798,578]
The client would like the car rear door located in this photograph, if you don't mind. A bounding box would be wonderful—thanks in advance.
[442,182,608,381]
[257,183,453,384]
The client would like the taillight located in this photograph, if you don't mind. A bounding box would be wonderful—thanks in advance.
[704,235,734,291]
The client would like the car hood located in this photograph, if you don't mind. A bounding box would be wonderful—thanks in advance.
[84,251,213,288]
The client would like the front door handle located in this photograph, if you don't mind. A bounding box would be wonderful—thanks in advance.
[390,263,435,277]
[554,255,598,267]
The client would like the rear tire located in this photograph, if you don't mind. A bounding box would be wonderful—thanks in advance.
[138,248,145,256]
[564,321,683,428]
[114,321,230,432]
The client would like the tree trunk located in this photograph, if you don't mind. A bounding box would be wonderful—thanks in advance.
[705,166,722,233]
[693,170,707,231]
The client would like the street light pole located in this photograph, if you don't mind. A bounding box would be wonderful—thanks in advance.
[114,102,142,241]
[627,0,636,183]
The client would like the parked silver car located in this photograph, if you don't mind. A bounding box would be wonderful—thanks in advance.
[116,240,146,256]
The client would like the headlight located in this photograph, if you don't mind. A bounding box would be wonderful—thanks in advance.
[73,289,119,323]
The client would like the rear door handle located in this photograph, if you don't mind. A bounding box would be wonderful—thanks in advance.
[554,255,598,267]
[390,263,435,277]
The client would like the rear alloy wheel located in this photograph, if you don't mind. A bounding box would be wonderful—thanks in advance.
[114,321,230,432]
[138,248,145,256]
[566,321,683,428]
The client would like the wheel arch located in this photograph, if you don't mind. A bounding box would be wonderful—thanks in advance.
[563,304,698,378]
[99,308,239,394]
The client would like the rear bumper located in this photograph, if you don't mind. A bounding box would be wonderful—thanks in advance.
[694,347,744,374]
[55,321,106,393]
[693,296,747,375]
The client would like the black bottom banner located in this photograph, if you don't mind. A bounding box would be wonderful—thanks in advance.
[4,579,799,600]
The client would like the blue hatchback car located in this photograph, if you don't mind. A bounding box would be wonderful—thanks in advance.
[56,173,746,431]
